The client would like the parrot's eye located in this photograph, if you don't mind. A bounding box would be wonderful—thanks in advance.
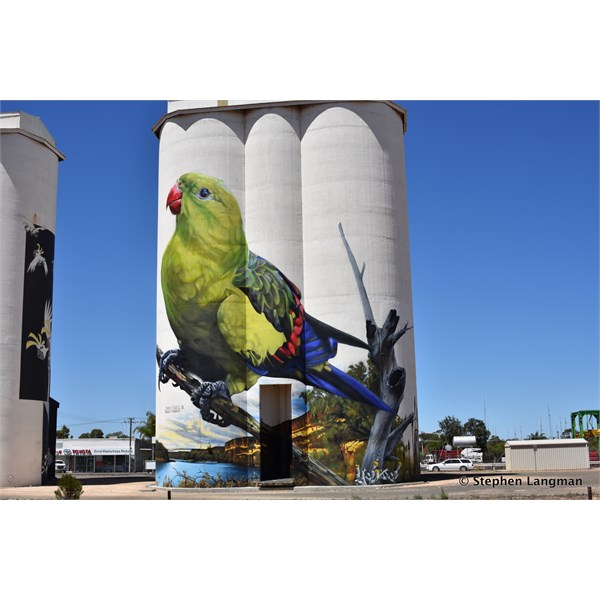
[197,188,211,199]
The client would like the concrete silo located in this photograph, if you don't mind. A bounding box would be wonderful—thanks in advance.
[0,112,64,486]
[154,101,417,485]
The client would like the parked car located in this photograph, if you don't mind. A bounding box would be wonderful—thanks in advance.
[55,460,67,473]
[427,458,473,472]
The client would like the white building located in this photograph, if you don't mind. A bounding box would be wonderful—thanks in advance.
[505,438,590,471]
[0,112,64,487]
[56,438,149,474]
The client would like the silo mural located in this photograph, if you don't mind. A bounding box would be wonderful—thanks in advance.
[154,101,417,487]
[0,112,63,487]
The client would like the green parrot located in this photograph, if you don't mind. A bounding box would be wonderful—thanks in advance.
[159,173,390,424]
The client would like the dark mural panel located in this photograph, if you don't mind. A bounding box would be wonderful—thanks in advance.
[19,224,54,401]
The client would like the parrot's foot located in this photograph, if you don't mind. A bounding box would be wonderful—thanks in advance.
[158,348,183,388]
[191,380,233,428]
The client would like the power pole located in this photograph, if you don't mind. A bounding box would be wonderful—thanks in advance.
[128,417,134,473]
[483,397,487,429]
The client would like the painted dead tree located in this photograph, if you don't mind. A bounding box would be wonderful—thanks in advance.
[338,224,415,485]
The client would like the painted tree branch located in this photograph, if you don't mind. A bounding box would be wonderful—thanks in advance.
[156,346,348,486]
[338,224,414,484]
[385,411,415,461]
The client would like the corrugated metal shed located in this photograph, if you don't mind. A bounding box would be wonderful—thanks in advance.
[505,439,589,471]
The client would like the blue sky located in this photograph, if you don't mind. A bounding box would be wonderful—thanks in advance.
[401,101,598,439]
[1,100,597,440]
[1,100,164,437]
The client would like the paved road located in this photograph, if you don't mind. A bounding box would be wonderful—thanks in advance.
[0,469,598,500]
[421,468,599,499]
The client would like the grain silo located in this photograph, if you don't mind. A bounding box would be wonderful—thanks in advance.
[0,112,63,486]
[153,101,417,487]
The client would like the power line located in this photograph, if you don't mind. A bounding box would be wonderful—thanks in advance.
[58,417,145,437]
[60,419,127,427]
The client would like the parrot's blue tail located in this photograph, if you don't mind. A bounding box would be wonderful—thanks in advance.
[307,364,392,412]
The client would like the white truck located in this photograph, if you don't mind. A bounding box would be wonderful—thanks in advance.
[460,447,483,462]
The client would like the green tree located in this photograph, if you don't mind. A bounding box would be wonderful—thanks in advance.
[56,425,71,439]
[79,428,104,439]
[485,435,506,461]
[419,432,442,454]
[135,411,156,440]
[106,431,128,438]
[463,417,491,452]
[155,440,169,462]
[560,428,572,439]
[305,360,380,444]
[304,360,385,477]
[437,416,464,446]
[527,431,547,440]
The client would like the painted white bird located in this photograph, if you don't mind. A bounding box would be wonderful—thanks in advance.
[24,223,43,237]
[27,244,48,276]
[25,301,52,360]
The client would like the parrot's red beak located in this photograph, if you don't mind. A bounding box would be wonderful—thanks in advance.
[166,183,182,215]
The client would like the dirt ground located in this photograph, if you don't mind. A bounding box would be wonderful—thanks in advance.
[1,469,598,500]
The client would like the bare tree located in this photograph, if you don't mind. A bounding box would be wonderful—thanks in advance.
[338,224,415,485]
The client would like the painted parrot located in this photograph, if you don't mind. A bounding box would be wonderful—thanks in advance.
[159,172,390,423]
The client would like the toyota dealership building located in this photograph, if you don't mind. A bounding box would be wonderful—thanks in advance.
[56,438,150,474]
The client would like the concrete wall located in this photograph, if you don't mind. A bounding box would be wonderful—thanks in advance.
[0,112,63,486]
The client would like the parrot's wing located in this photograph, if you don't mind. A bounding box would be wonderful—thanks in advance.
[232,252,320,372]
[232,252,369,368]
[232,252,300,341]
[232,254,390,412]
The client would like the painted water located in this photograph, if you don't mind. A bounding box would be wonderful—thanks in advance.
[157,460,259,487]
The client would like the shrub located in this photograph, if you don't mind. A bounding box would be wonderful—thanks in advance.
[55,474,84,500]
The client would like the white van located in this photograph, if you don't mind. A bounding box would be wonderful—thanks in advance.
[55,459,67,473]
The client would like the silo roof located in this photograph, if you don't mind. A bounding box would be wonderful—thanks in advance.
[0,111,65,161]
[152,100,408,138]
